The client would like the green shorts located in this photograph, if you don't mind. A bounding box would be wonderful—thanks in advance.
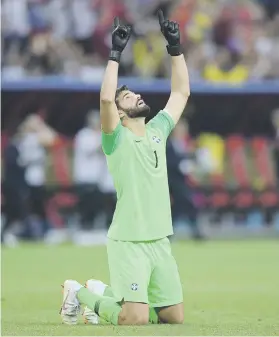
[107,237,183,307]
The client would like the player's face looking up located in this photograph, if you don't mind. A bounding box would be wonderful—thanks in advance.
[115,86,151,120]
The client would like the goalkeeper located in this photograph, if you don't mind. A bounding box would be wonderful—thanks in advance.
[60,10,190,325]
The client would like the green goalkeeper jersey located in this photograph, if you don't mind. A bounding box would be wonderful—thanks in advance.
[102,110,175,241]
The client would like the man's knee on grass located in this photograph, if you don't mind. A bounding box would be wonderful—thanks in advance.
[118,302,149,325]
[157,303,184,324]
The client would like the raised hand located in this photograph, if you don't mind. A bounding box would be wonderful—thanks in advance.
[158,9,181,56]
[109,17,131,62]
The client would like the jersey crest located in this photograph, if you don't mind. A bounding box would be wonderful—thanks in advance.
[152,135,161,144]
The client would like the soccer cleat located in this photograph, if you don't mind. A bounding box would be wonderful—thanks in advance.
[83,306,99,325]
[60,280,81,325]
[82,279,107,324]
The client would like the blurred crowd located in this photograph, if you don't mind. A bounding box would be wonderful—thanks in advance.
[2,108,279,247]
[1,112,113,246]
[2,0,279,83]
[1,110,209,246]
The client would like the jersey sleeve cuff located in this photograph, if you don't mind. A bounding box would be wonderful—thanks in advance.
[101,121,122,136]
[160,109,175,130]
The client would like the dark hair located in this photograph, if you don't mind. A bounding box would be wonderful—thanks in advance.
[115,85,129,108]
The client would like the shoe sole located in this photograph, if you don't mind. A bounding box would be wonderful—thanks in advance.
[82,280,99,325]
[60,281,78,325]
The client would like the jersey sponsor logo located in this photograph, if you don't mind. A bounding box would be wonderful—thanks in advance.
[152,136,161,143]
[131,283,138,291]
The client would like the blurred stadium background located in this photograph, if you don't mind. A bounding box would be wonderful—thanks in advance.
[1,0,279,246]
[1,1,279,336]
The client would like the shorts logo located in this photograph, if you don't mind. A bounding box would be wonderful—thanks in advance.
[131,283,138,291]
[152,136,161,143]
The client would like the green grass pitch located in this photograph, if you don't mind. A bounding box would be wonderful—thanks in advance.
[1,240,279,336]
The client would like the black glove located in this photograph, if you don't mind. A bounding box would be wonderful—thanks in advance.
[158,9,182,56]
[109,17,131,63]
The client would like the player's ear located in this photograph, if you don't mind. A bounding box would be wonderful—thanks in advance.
[118,109,125,120]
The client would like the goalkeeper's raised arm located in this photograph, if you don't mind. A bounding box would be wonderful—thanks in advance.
[100,17,131,134]
[158,10,190,125]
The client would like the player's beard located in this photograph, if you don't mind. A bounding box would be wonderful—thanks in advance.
[125,103,151,119]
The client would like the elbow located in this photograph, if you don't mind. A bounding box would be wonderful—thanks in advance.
[184,89,190,98]
[100,96,114,104]
[100,89,115,104]
[173,83,190,98]
[181,84,190,98]
[173,88,190,99]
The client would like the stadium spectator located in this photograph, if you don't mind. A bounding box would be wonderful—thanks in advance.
[73,111,104,245]
[2,128,28,247]
[167,120,204,240]
[2,0,31,59]
[203,48,249,84]
[133,29,165,78]
[19,114,57,239]
[1,114,56,245]
[26,31,62,75]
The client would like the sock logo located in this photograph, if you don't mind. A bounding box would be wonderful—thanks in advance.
[131,283,138,291]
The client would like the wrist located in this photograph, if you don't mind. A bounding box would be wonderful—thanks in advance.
[166,44,182,56]
[109,50,122,63]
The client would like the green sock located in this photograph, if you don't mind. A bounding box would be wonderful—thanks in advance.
[149,307,159,324]
[103,285,114,297]
[77,287,121,325]
[103,285,159,324]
